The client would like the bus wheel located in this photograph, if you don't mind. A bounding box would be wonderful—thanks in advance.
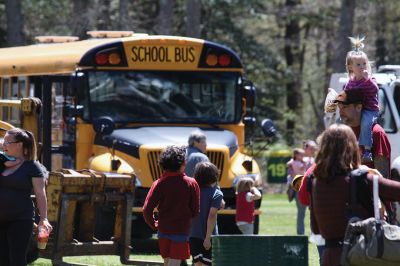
[131,214,154,239]
[217,215,241,234]
[253,215,259,234]
[217,215,259,234]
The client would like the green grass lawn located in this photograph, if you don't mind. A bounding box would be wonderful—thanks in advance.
[31,194,319,266]
[261,194,319,266]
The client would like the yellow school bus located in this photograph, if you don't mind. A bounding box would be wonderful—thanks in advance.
[0,31,266,237]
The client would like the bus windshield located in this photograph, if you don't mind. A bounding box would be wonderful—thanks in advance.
[86,71,241,123]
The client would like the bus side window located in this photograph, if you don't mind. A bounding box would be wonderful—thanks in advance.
[10,77,20,126]
[378,89,396,133]
[18,77,27,97]
[11,77,18,98]
[3,78,9,98]
[394,85,400,114]
[50,81,75,170]
[1,78,9,121]
[28,80,35,97]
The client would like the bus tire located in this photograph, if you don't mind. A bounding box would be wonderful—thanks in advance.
[217,215,241,234]
[131,214,154,239]
[253,215,259,234]
[94,205,116,240]
[217,215,260,234]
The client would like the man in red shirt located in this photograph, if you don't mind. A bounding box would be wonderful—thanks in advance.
[335,89,391,178]
[335,89,396,223]
[299,90,392,208]
[297,90,394,264]
[143,145,200,266]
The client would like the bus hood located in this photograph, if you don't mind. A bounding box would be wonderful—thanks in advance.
[94,126,238,159]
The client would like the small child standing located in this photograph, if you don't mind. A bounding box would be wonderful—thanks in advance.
[143,145,200,266]
[189,161,223,266]
[287,148,305,179]
[344,36,379,163]
[303,140,317,171]
[235,177,261,235]
[286,148,306,235]
[286,148,305,201]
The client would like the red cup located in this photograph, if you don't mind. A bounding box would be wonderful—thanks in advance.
[37,226,49,249]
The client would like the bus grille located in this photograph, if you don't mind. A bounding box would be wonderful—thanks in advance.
[147,150,225,181]
[148,151,162,181]
[206,151,224,181]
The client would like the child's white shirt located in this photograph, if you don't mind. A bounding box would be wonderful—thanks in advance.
[291,160,304,176]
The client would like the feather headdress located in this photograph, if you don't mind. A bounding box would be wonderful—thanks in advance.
[348,36,365,52]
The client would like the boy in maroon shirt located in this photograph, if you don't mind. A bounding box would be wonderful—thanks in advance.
[143,145,200,266]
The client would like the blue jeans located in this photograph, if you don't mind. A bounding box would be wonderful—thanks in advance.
[359,109,378,148]
[295,192,306,235]
[237,223,254,235]
[317,245,325,266]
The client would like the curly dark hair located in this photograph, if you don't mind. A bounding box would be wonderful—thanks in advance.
[193,161,219,187]
[158,145,186,172]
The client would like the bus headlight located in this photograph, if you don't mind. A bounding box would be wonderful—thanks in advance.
[233,173,262,188]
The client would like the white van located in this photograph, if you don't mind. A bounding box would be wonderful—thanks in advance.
[328,69,400,179]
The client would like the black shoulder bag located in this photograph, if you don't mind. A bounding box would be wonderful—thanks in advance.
[340,170,400,266]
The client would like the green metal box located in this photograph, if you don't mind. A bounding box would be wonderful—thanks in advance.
[267,150,292,183]
[212,235,308,266]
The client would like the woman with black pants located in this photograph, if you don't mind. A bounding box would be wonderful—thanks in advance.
[0,128,52,266]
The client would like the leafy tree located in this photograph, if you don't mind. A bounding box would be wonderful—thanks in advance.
[186,0,201,37]
[5,0,25,46]
[331,0,355,73]
[2,0,400,148]
[21,0,71,41]
[118,0,129,30]
[156,0,175,34]
[96,0,112,30]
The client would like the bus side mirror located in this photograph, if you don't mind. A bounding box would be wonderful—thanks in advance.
[261,118,277,138]
[93,116,115,135]
[64,72,85,121]
[71,72,86,94]
[243,81,256,109]
[64,104,84,119]
[243,116,256,127]
[93,116,119,171]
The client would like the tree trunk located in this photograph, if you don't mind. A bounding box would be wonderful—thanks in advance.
[5,0,25,46]
[319,27,335,132]
[71,0,91,40]
[157,0,174,34]
[375,2,387,67]
[331,0,356,73]
[119,0,129,30]
[284,0,303,145]
[97,0,112,30]
[186,0,201,38]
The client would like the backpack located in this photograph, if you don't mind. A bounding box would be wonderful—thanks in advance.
[306,170,369,233]
[307,168,395,225]
[340,174,400,266]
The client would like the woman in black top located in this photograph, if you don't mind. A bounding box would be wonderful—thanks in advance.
[0,128,52,266]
